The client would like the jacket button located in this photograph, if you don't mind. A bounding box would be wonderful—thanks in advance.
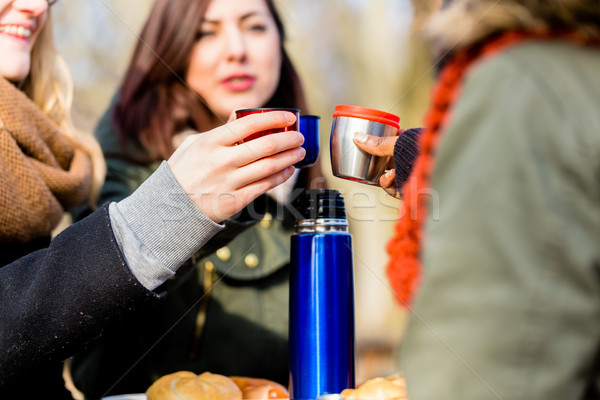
[204,260,215,272]
[245,254,259,269]
[216,247,231,261]
[260,212,272,229]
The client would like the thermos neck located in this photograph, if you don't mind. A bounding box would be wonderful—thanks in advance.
[292,189,347,226]
[295,218,348,233]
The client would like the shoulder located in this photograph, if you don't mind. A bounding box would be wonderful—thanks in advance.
[465,40,600,127]
[447,40,600,159]
[431,39,600,221]
[94,93,147,159]
[94,98,125,154]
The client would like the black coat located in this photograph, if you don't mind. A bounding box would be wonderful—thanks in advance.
[0,204,163,398]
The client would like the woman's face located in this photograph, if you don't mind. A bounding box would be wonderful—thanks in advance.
[186,0,282,121]
[0,0,48,82]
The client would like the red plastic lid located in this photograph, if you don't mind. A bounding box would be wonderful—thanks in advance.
[333,105,400,129]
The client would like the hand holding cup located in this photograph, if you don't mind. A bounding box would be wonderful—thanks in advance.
[167,110,305,222]
[353,131,402,199]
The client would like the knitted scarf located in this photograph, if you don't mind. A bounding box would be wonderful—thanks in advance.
[386,30,595,307]
[0,78,92,244]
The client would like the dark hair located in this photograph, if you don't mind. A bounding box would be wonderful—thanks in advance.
[113,0,307,161]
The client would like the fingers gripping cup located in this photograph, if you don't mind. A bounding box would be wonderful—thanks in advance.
[330,105,400,185]
[235,107,301,142]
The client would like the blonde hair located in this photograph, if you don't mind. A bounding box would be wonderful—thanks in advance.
[21,13,105,207]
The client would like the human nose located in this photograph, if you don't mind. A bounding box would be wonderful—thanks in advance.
[11,0,48,16]
[224,27,247,61]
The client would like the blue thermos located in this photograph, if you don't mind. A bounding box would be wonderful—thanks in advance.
[289,189,356,399]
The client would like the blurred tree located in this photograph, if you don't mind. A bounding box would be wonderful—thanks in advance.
[391,0,441,128]
[52,0,153,132]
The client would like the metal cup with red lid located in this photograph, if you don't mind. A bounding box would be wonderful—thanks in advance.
[329,105,400,185]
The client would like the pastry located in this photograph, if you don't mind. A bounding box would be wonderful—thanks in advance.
[229,376,289,399]
[340,373,408,400]
[146,371,242,400]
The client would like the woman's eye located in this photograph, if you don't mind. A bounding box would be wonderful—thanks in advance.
[196,30,215,40]
[248,24,266,32]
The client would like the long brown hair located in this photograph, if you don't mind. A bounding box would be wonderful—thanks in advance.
[114,0,307,161]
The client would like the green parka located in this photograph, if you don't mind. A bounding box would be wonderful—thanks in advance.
[401,1,600,398]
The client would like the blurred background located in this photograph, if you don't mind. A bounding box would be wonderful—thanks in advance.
[52,0,438,386]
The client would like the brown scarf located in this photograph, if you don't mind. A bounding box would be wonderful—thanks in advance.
[0,78,92,244]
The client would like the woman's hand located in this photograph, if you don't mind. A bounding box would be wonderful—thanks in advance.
[167,111,305,222]
[353,131,402,199]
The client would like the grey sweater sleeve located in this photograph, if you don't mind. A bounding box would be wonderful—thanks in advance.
[108,161,224,290]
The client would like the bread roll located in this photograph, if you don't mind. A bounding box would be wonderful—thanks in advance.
[229,376,289,399]
[146,371,243,400]
[340,373,408,400]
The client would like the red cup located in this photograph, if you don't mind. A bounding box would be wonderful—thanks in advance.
[235,107,300,142]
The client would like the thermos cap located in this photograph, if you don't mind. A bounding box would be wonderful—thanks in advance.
[293,189,347,220]
[332,104,400,130]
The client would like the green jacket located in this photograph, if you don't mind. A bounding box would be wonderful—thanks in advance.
[401,41,600,399]
[71,102,300,398]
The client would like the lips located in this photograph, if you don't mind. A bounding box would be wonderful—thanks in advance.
[222,75,255,91]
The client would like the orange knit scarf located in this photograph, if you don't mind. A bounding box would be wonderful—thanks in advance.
[386,30,595,307]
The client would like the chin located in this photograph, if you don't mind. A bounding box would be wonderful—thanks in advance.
[1,71,29,83]
[212,94,271,121]
[230,94,270,110]
[0,61,31,83]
